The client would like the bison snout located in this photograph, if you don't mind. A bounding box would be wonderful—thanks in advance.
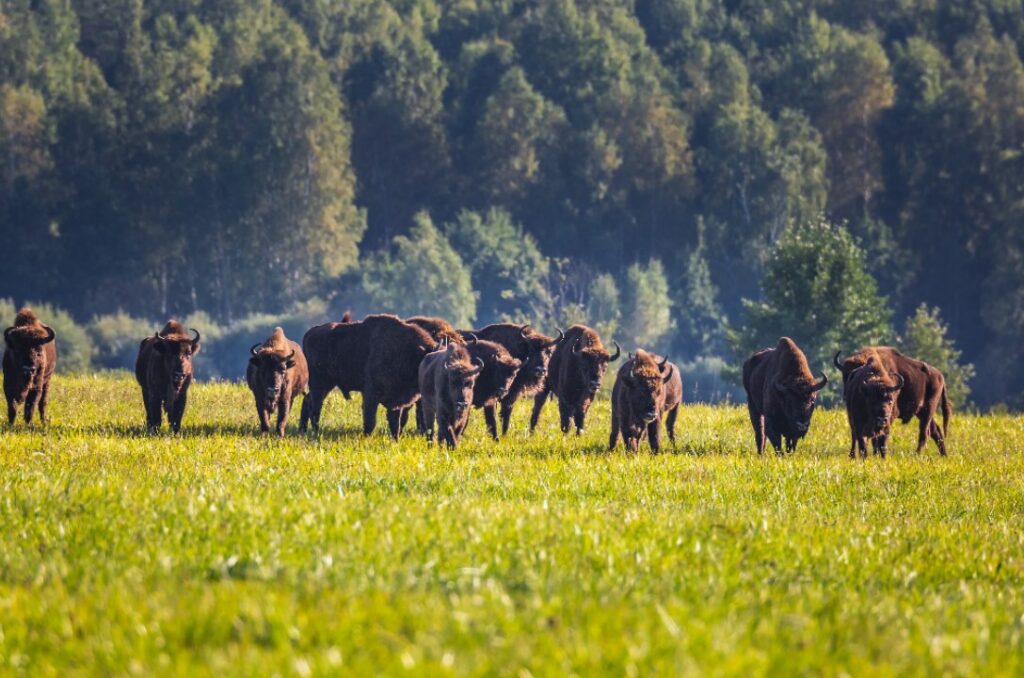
[794,421,809,433]
[874,416,889,430]
[172,372,187,386]
[643,410,657,423]
[455,400,470,412]
[496,387,509,398]
[21,365,37,377]
[265,387,279,400]
[588,379,602,391]
[532,366,546,377]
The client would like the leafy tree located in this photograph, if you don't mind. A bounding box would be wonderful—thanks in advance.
[731,218,893,393]
[675,219,725,357]
[899,304,975,407]
[621,259,674,351]
[360,212,476,327]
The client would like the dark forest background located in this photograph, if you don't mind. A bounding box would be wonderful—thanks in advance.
[1,0,1021,406]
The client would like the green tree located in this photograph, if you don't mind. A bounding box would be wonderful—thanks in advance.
[899,304,975,407]
[621,259,674,351]
[360,212,476,327]
[675,219,725,356]
[731,218,893,392]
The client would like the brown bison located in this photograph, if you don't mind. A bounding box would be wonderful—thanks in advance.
[463,334,523,439]
[300,314,435,438]
[834,347,950,455]
[3,308,57,425]
[844,353,904,459]
[406,316,465,346]
[742,337,828,454]
[246,327,309,436]
[135,320,201,433]
[609,350,682,452]
[418,342,484,447]
[463,324,563,436]
[532,324,620,435]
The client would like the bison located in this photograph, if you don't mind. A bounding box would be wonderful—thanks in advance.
[300,314,435,438]
[834,347,950,455]
[463,334,523,440]
[844,353,904,459]
[246,327,309,436]
[418,342,484,447]
[135,320,201,433]
[463,323,562,436]
[609,350,682,452]
[406,316,465,346]
[531,324,620,435]
[742,337,828,454]
[3,308,57,425]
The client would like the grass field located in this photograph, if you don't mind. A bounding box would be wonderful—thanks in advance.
[1,373,1022,676]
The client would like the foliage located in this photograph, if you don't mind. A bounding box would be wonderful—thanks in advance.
[899,304,976,407]
[1,373,1023,673]
[620,259,674,352]
[87,311,157,371]
[731,219,893,395]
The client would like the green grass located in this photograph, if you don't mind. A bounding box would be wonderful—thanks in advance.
[1,373,1022,676]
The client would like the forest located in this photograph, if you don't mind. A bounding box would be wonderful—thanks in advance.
[0,0,1021,407]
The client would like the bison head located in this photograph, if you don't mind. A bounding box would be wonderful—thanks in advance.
[624,353,673,423]
[444,345,484,415]
[771,371,828,435]
[573,337,621,394]
[852,366,903,434]
[492,355,522,399]
[3,324,55,381]
[154,328,201,388]
[250,344,296,405]
[519,325,563,381]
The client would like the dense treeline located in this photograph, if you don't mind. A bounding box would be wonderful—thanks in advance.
[1,0,1021,406]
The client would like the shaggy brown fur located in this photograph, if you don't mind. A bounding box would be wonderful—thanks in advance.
[418,343,484,447]
[300,314,434,438]
[135,320,201,432]
[834,346,950,455]
[532,324,620,435]
[406,316,465,346]
[465,323,562,436]
[246,327,309,436]
[609,350,681,452]
[742,337,828,454]
[3,308,57,425]
[844,353,903,459]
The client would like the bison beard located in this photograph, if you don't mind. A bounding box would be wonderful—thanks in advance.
[246,327,309,437]
[135,320,201,433]
[464,323,562,437]
[609,350,681,452]
[532,324,620,435]
[834,346,950,456]
[3,308,58,425]
[743,337,827,454]
[418,343,484,448]
[300,314,435,439]
[843,355,904,459]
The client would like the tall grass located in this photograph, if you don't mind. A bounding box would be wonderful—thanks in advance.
[1,374,1021,675]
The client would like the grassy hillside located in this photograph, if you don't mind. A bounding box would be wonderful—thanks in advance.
[1,374,1022,675]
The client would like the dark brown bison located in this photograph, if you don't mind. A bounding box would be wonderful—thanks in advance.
[406,316,465,346]
[300,314,435,438]
[742,337,828,454]
[609,350,682,452]
[463,323,563,436]
[834,347,950,455]
[463,335,522,439]
[418,342,484,447]
[246,327,309,436]
[532,324,620,435]
[844,353,904,459]
[3,308,57,425]
[135,320,201,433]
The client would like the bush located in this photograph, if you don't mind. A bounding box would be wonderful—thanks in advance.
[899,304,975,407]
[88,311,156,370]
[676,356,745,404]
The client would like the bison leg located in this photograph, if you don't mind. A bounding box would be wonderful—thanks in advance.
[169,391,188,434]
[573,403,588,435]
[7,397,16,425]
[785,438,797,454]
[929,419,947,456]
[399,406,412,433]
[23,389,39,424]
[276,396,291,437]
[872,434,889,459]
[483,404,499,441]
[255,397,271,434]
[499,397,517,436]
[415,401,427,434]
[385,408,403,440]
[144,393,163,432]
[664,405,679,444]
[529,390,550,433]
[361,396,379,436]
[37,384,50,425]
[647,419,662,453]
[421,401,436,443]
[608,410,620,451]
[557,400,571,434]
[764,421,782,455]
[747,403,765,454]
[300,383,330,433]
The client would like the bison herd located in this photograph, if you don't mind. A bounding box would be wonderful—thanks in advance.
[4,307,954,459]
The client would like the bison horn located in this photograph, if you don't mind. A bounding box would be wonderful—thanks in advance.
[629,360,638,380]
[520,324,532,340]
[887,373,905,393]
[833,351,844,371]
[547,328,564,347]
[469,357,485,376]
[190,328,201,346]
[284,349,296,362]
[465,332,478,345]
[250,343,261,357]
[658,355,669,370]
[811,372,828,392]
[38,325,56,344]
[609,341,621,361]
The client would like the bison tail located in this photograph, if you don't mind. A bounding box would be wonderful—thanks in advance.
[941,385,952,438]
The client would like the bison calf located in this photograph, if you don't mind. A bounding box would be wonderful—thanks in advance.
[419,342,484,447]
[135,320,201,433]
[3,308,57,425]
[844,354,904,459]
[246,327,309,436]
[743,337,828,454]
[609,350,681,452]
